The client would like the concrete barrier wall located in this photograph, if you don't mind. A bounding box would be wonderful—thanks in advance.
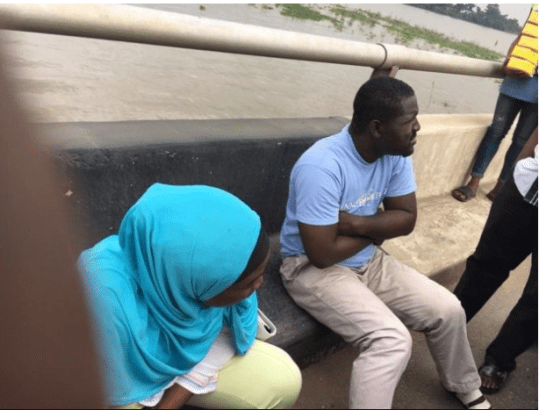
[40,113,510,205]
[413,114,511,200]
[41,113,512,251]
[45,117,348,249]
[40,114,511,273]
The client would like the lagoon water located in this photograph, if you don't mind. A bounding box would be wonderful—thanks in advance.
[1,4,518,123]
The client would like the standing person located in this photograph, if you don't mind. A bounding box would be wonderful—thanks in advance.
[279,76,490,409]
[79,184,301,409]
[452,9,538,203]
[454,128,538,395]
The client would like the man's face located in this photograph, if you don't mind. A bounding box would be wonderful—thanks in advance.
[378,95,420,157]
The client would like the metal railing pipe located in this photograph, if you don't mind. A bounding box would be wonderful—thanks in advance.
[378,43,503,77]
[0,4,504,78]
[0,4,386,67]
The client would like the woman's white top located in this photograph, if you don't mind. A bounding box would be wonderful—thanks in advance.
[139,327,236,406]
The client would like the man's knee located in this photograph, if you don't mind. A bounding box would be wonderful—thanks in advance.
[426,292,467,329]
[359,323,413,364]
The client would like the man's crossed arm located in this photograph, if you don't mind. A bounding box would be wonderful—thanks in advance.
[299,193,417,269]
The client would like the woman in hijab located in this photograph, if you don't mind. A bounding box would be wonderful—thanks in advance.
[79,183,302,409]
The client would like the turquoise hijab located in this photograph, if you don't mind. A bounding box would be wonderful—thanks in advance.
[79,184,261,405]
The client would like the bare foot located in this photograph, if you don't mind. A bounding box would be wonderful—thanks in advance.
[486,180,504,201]
[481,373,499,392]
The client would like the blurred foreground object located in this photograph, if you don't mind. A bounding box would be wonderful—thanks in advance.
[0,35,104,408]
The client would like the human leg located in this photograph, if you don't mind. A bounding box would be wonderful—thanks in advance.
[497,100,538,183]
[485,244,538,372]
[470,94,522,179]
[486,100,538,201]
[280,255,412,409]
[485,179,504,202]
[363,248,482,396]
[478,245,537,395]
[454,176,536,322]
[452,94,522,202]
[186,340,302,409]
[116,341,300,410]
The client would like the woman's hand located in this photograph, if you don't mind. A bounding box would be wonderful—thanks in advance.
[152,385,193,409]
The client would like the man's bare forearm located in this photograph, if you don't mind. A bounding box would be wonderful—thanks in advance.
[299,222,373,269]
[338,209,416,241]
[299,195,417,270]
[317,235,373,268]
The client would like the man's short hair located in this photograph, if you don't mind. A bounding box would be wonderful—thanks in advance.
[351,77,415,134]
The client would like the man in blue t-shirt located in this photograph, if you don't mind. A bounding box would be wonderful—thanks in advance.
[280,77,490,409]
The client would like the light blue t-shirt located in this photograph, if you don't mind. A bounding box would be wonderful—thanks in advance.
[280,125,417,268]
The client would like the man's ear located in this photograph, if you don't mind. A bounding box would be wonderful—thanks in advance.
[368,119,383,139]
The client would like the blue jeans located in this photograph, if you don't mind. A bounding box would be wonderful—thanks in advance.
[471,93,538,181]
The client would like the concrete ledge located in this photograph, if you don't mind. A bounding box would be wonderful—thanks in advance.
[38,117,350,149]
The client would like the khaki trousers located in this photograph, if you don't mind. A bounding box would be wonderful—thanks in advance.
[280,247,480,409]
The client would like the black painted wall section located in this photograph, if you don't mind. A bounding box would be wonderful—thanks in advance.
[57,138,320,249]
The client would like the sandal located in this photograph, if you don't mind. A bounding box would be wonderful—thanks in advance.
[451,186,476,202]
[479,361,509,395]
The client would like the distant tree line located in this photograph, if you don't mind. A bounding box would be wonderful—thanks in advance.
[407,4,522,34]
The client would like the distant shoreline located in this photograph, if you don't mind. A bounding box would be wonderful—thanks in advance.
[406,3,521,35]
[252,4,504,62]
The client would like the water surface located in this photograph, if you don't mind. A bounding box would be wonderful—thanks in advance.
[1,4,511,123]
